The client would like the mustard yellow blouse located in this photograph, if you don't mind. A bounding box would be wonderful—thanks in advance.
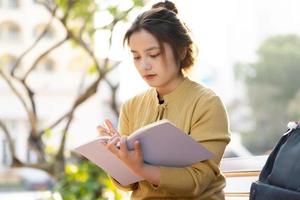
[113,77,230,200]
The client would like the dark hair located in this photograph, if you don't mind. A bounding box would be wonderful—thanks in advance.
[124,0,196,73]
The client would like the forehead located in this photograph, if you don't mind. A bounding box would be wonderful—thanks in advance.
[128,29,160,51]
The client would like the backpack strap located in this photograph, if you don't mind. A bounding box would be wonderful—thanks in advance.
[259,133,289,182]
[259,121,298,183]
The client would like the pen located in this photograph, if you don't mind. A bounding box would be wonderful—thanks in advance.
[99,135,120,149]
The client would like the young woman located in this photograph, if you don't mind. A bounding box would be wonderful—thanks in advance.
[98,1,230,199]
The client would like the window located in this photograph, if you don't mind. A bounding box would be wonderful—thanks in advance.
[0,54,17,73]
[8,0,19,8]
[33,24,55,40]
[37,58,55,72]
[1,139,10,165]
[0,21,21,42]
[0,0,19,8]
[43,59,54,71]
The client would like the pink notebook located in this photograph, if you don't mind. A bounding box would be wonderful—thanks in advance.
[74,119,213,186]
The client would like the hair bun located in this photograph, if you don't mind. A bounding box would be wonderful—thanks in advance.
[152,1,178,14]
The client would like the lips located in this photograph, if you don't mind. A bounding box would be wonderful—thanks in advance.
[143,74,157,80]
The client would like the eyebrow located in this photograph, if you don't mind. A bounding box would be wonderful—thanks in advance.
[131,46,160,53]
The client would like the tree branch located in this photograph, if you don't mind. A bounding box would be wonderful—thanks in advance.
[0,119,22,166]
[53,76,103,176]
[0,70,36,130]
[56,110,74,160]
[11,6,58,76]
[38,111,72,136]
[68,30,103,74]
[22,35,69,80]
[17,35,69,137]
[92,6,134,33]
[38,75,102,137]
[105,78,120,116]
[38,61,120,137]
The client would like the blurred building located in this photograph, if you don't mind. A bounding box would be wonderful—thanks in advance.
[0,0,107,166]
[2,0,300,166]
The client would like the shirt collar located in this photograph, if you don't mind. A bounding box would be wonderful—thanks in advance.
[152,77,191,105]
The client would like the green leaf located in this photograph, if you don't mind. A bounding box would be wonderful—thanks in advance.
[87,64,98,75]
[44,128,53,139]
[132,0,144,7]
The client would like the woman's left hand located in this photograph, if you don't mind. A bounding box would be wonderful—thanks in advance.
[108,136,146,174]
[97,119,145,174]
[97,119,161,185]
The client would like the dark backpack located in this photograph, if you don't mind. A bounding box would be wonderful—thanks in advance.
[250,122,300,200]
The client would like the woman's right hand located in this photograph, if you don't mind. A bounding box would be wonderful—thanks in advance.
[97,119,120,137]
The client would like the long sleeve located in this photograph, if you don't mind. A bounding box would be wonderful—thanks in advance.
[153,95,230,197]
[109,78,231,199]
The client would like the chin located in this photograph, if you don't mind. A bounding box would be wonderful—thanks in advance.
[144,81,158,88]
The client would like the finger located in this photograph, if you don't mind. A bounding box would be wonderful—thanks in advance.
[107,137,120,155]
[134,140,143,158]
[102,120,114,136]
[119,136,129,154]
[105,119,120,136]
[98,135,112,144]
[110,133,119,141]
[97,125,110,136]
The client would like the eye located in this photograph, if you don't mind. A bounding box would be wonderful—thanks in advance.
[133,56,141,60]
[150,53,160,58]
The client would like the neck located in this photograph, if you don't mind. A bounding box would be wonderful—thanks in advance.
[156,75,184,98]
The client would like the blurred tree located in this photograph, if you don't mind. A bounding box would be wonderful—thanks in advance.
[234,34,300,154]
[0,0,144,198]
[288,90,300,120]
[56,159,123,200]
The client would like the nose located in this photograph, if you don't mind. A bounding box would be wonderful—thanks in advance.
[140,58,151,70]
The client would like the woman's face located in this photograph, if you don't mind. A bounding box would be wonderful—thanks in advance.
[128,29,183,96]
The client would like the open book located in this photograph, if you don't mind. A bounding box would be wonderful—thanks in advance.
[74,119,213,186]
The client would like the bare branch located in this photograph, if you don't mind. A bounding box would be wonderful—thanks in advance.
[74,77,102,107]
[76,69,87,96]
[0,70,36,128]
[93,6,135,33]
[38,61,119,137]
[105,78,120,116]
[68,31,103,74]
[22,81,37,119]
[35,0,57,14]
[0,120,18,162]
[38,111,72,136]
[28,134,46,162]
[15,35,69,138]
[38,75,103,137]
[22,35,69,80]
[11,6,58,76]
[38,63,108,137]
[101,18,121,117]
[54,67,101,174]
[78,12,95,39]
[38,71,107,137]
[56,110,74,160]
[54,76,103,170]
[103,61,121,117]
